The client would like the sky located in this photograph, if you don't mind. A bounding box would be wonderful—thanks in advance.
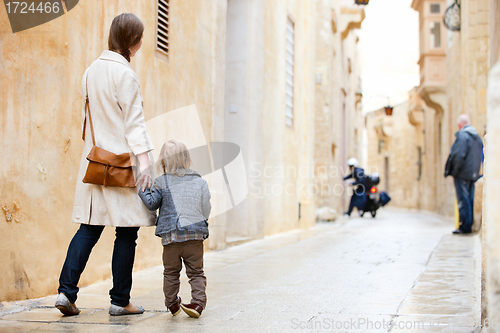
[358,0,420,113]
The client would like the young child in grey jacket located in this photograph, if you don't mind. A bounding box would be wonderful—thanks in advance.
[138,139,210,318]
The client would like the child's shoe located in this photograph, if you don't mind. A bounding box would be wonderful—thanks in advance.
[168,296,182,316]
[180,303,203,318]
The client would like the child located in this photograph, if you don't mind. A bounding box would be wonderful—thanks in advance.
[139,140,210,318]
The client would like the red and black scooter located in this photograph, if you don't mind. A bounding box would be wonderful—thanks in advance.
[360,173,391,218]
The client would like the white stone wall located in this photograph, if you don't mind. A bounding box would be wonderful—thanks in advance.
[223,0,317,239]
[485,61,500,325]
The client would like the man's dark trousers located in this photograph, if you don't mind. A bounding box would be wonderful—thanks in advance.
[454,177,475,233]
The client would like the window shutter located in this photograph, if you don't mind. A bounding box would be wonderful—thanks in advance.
[157,0,169,55]
[285,18,294,127]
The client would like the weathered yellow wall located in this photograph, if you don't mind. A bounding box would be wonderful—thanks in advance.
[458,0,490,131]
[491,0,500,66]
[444,0,489,221]
[0,0,224,301]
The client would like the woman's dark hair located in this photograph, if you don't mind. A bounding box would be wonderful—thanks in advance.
[108,13,144,62]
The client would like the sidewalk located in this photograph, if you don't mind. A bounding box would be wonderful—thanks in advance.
[0,209,481,332]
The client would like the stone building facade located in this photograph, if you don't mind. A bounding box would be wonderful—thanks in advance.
[365,0,451,215]
[365,0,489,217]
[313,0,364,216]
[483,0,500,324]
[485,43,500,329]
[409,0,455,216]
[365,0,499,322]
[413,0,489,216]
[365,101,422,210]
[224,0,317,241]
[0,0,363,301]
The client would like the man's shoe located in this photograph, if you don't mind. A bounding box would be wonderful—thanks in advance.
[168,296,182,316]
[452,229,471,234]
[55,293,81,316]
[109,304,145,316]
[180,303,203,318]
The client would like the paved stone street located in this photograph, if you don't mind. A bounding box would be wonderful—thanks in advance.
[0,209,481,332]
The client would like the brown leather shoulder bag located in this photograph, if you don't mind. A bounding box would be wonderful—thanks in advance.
[81,73,136,188]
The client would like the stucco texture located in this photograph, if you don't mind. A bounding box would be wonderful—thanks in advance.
[0,0,221,301]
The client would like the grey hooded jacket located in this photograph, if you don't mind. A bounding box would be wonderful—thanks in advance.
[444,125,483,181]
[138,169,211,240]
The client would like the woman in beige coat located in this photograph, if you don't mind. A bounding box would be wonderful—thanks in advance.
[55,13,155,316]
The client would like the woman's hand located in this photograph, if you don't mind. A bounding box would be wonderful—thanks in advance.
[136,166,153,192]
[136,152,153,192]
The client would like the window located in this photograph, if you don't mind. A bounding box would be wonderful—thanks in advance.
[417,146,422,180]
[430,21,441,48]
[157,0,169,55]
[285,18,294,127]
[430,4,440,13]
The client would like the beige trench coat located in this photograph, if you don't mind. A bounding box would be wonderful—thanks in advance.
[71,50,155,227]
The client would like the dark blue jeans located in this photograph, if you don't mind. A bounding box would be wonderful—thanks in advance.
[454,178,475,233]
[58,224,140,307]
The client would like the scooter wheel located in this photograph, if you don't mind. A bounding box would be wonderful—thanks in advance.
[371,210,377,218]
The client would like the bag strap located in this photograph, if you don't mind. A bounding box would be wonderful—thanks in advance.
[82,71,96,146]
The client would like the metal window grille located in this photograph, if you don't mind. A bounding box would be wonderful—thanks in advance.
[157,0,169,55]
[430,4,440,13]
[285,18,294,127]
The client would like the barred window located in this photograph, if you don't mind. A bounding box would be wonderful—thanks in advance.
[157,0,169,55]
[285,18,294,127]
[430,4,440,13]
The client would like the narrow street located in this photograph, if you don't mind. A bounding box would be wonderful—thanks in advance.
[0,209,481,332]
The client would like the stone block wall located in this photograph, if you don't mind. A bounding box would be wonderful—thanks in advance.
[313,0,365,216]
[485,61,500,327]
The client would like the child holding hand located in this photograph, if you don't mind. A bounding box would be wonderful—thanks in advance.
[139,140,210,318]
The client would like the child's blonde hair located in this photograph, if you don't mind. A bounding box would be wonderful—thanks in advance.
[157,140,192,176]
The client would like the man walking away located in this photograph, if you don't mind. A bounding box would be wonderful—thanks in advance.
[445,114,483,234]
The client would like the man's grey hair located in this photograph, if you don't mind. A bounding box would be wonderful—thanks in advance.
[457,114,471,126]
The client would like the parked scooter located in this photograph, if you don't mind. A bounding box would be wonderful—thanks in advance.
[359,173,391,218]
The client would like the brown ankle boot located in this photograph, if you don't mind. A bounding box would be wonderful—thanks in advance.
[180,303,203,318]
[168,296,182,316]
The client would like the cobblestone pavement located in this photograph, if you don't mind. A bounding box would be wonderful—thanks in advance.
[0,209,481,332]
